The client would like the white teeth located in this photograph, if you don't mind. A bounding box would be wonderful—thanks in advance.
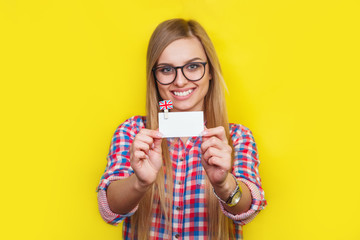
[173,89,193,96]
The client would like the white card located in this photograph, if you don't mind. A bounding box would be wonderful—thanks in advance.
[158,111,204,138]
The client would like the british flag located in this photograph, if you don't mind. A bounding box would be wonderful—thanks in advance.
[159,100,173,111]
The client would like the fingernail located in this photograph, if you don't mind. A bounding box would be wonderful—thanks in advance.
[151,143,155,149]
[157,132,163,138]
[201,130,207,136]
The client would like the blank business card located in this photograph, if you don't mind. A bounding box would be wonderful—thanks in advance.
[158,111,204,138]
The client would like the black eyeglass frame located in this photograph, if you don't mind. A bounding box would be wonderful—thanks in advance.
[152,62,208,85]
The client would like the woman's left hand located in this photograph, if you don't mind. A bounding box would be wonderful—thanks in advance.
[201,126,232,187]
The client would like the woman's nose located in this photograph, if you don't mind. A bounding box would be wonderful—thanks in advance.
[173,68,187,87]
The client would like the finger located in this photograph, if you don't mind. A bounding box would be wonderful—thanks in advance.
[201,136,225,153]
[207,156,223,167]
[133,140,150,153]
[201,154,210,169]
[139,128,163,139]
[131,151,148,170]
[201,126,227,143]
[203,147,230,169]
[133,150,147,161]
[202,146,223,162]
[202,126,210,141]
[152,137,162,152]
[134,128,162,148]
[135,133,155,146]
[134,129,163,151]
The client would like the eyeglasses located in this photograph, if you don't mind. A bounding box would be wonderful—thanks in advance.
[152,62,208,85]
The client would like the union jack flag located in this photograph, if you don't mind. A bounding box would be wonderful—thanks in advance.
[159,100,173,111]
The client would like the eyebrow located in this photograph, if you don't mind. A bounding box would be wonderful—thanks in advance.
[157,57,204,66]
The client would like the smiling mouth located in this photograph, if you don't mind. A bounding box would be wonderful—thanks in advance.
[172,89,194,97]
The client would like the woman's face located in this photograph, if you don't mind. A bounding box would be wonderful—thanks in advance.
[155,37,211,112]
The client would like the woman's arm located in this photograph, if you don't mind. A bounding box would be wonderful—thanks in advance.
[106,128,163,215]
[107,174,151,214]
[201,126,252,215]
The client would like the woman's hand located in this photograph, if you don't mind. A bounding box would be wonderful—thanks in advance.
[201,126,232,188]
[130,129,163,190]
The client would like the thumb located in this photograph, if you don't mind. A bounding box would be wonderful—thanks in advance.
[152,137,163,152]
[201,126,210,142]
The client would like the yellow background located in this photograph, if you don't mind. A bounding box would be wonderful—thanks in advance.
[1,0,359,239]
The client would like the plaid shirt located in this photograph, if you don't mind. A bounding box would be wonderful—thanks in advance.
[97,116,266,239]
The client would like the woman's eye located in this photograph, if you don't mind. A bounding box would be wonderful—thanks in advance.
[187,63,200,70]
[159,67,173,74]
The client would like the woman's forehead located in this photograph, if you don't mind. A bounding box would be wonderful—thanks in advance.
[157,37,207,65]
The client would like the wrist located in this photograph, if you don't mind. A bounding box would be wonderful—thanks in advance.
[212,173,235,197]
[133,174,152,193]
[213,173,242,207]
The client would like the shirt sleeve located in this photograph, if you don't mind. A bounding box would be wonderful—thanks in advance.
[96,116,145,225]
[219,124,267,225]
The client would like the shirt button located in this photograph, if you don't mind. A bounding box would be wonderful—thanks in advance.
[175,233,180,238]
[178,181,183,184]
[176,206,181,211]
[180,157,184,161]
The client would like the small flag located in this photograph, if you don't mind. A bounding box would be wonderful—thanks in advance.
[159,100,173,111]
[159,100,173,119]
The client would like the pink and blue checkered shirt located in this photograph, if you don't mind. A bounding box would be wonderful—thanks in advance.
[97,116,266,239]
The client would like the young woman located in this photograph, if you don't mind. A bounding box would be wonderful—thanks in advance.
[97,18,266,239]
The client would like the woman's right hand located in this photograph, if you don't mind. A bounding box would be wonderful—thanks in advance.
[130,129,163,190]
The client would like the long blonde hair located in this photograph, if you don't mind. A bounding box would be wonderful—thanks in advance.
[131,18,235,239]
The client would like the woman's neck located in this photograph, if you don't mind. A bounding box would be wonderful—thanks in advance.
[180,137,188,145]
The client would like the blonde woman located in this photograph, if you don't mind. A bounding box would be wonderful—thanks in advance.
[97,18,267,239]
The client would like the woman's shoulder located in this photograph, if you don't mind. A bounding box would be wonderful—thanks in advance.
[124,115,146,125]
[229,122,255,142]
[114,115,147,134]
[229,122,251,133]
